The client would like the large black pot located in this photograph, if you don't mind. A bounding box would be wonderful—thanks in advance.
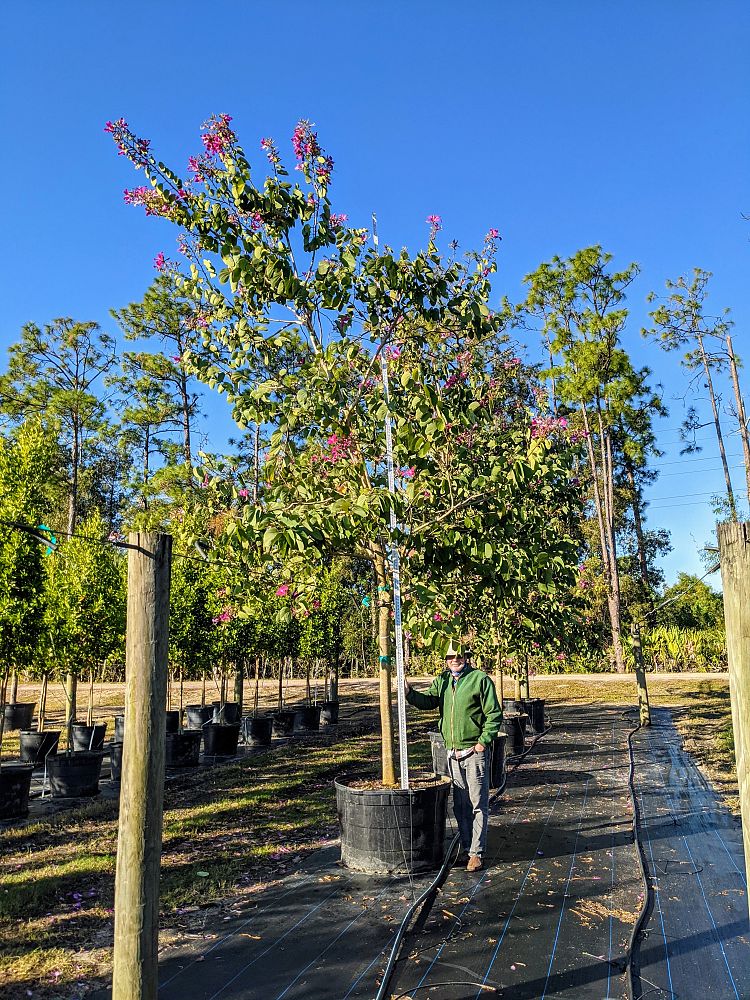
[110,742,124,783]
[242,715,273,747]
[294,705,322,732]
[70,722,107,752]
[504,713,527,756]
[336,775,451,874]
[47,751,104,798]
[271,710,297,738]
[502,698,524,714]
[0,762,34,819]
[202,722,241,757]
[522,698,546,734]
[319,700,340,726]
[19,729,60,766]
[489,733,508,789]
[212,701,241,725]
[114,715,125,742]
[185,705,213,730]
[165,730,202,768]
[165,710,180,733]
[3,702,35,731]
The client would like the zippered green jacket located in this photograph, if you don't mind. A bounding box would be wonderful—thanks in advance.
[406,667,503,749]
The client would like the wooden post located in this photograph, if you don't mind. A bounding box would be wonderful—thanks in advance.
[112,532,172,1000]
[718,522,750,913]
[630,623,651,726]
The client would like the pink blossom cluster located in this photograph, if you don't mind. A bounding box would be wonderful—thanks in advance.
[485,228,501,242]
[397,466,416,480]
[105,118,151,165]
[276,585,290,597]
[250,211,264,230]
[260,137,281,165]
[444,371,468,390]
[201,114,234,157]
[433,612,443,622]
[530,415,568,439]
[426,214,442,232]
[384,345,401,360]
[569,429,588,444]
[292,120,321,161]
[154,252,166,270]
[123,185,180,221]
[330,213,348,226]
[212,609,234,625]
[504,357,521,370]
[238,488,249,498]
[311,433,356,465]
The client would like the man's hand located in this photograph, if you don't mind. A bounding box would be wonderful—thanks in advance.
[474,742,485,754]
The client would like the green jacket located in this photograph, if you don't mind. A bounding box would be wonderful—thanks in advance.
[406,667,503,749]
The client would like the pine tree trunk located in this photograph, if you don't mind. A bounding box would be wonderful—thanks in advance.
[622,451,654,610]
[375,554,397,787]
[725,333,750,507]
[698,333,737,518]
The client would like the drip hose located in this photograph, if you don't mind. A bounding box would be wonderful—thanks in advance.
[374,718,553,1000]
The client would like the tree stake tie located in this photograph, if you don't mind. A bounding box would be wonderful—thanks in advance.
[374,212,410,791]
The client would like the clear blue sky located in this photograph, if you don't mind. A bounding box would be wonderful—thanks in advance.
[1,1,748,585]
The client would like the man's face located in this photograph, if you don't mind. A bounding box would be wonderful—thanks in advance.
[446,654,465,671]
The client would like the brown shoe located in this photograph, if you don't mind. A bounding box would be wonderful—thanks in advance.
[466,855,483,872]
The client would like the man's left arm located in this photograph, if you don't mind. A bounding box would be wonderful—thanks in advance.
[477,675,503,747]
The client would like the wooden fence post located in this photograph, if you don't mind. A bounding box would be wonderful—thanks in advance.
[630,623,651,727]
[718,522,750,912]
[112,533,172,1000]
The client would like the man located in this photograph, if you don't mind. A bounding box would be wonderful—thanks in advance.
[405,642,503,872]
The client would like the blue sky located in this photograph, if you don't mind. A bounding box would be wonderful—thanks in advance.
[1,1,748,585]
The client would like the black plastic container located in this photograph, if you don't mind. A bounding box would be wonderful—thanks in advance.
[294,705,322,732]
[212,701,241,725]
[110,742,124,783]
[429,731,449,777]
[242,715,273,746]
[47,751,105,797]
[319,700,340,726]
[70,722,107,752]
[522,698,546,734]
[489,733,508,789]
[3,702,35,731]
[502,698,524,714]
[165,710,180,733]
[0,762,35,819]
[114,715,125,742]
[271,710,297,737]
[504,713,527,756]
[202,722,241,757]
[336,775,451,874]
[185,705,213,730]
[165,730,202,768]
[19,729,60,766]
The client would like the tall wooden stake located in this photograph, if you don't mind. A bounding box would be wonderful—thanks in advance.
[630,623,651,726]
[718,522,750,913]
[112,533,172,1000]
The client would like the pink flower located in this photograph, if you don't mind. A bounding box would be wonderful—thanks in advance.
[238,488,249,498]
[170,354,181,363]
[276,585,290,597]
[250,211,264,230]
[330,213,348,226]
[401,466,416,480]
[426,214,442,229]
[485,228,501,241]
[433,612,443,622]
[384,346,401,360]
[154,252,165,270]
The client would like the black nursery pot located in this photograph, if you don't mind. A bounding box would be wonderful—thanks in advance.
[502,698,525,715]
[3,702,35,731]
[429,731,449,777]
[202,722,241,757]
[110,742,124,784]
[0,762,35,820]
[19,729,61,766]
[114,715,125,743]
[165,730,202,768]
[319,700,340,726]
[522,698,546,734]
[185,705,213,730]
[47,751,105,798]
[294,705,322,732]
[489,733,508,789]
[271,710,297,738]
[503,713,527,756]
[165,710,180,733]
[212,701,241,725]
[335,775,451,874]
[242,715,273,747]
[70,722,107,752]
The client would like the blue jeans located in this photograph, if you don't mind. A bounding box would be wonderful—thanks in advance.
[448,750,489,856]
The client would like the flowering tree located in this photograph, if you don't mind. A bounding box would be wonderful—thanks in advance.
[107,116,583,785]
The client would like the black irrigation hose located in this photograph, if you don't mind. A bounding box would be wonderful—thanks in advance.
[374,717,553,1000]
[623,713,655,1000]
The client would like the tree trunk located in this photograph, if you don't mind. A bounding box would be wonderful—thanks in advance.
[520,654,530,699]
[277,658,284,711]
[64,672,77,732]
[698,333,737,518]
[514,674,521,700]
[622,450,654,611]
[0,666,9,764]
[305,660,311,703]
[9,670,18,704]
[254,657,260,716]
[375,554,397,787]
[233,663,244,712]
[330,655,339,702]
[180,369,192,464]
[179,667,184,716]
[201,672,206,707]
[86,669,95,727]
[726,333,750,508]
[39,673,49,732]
